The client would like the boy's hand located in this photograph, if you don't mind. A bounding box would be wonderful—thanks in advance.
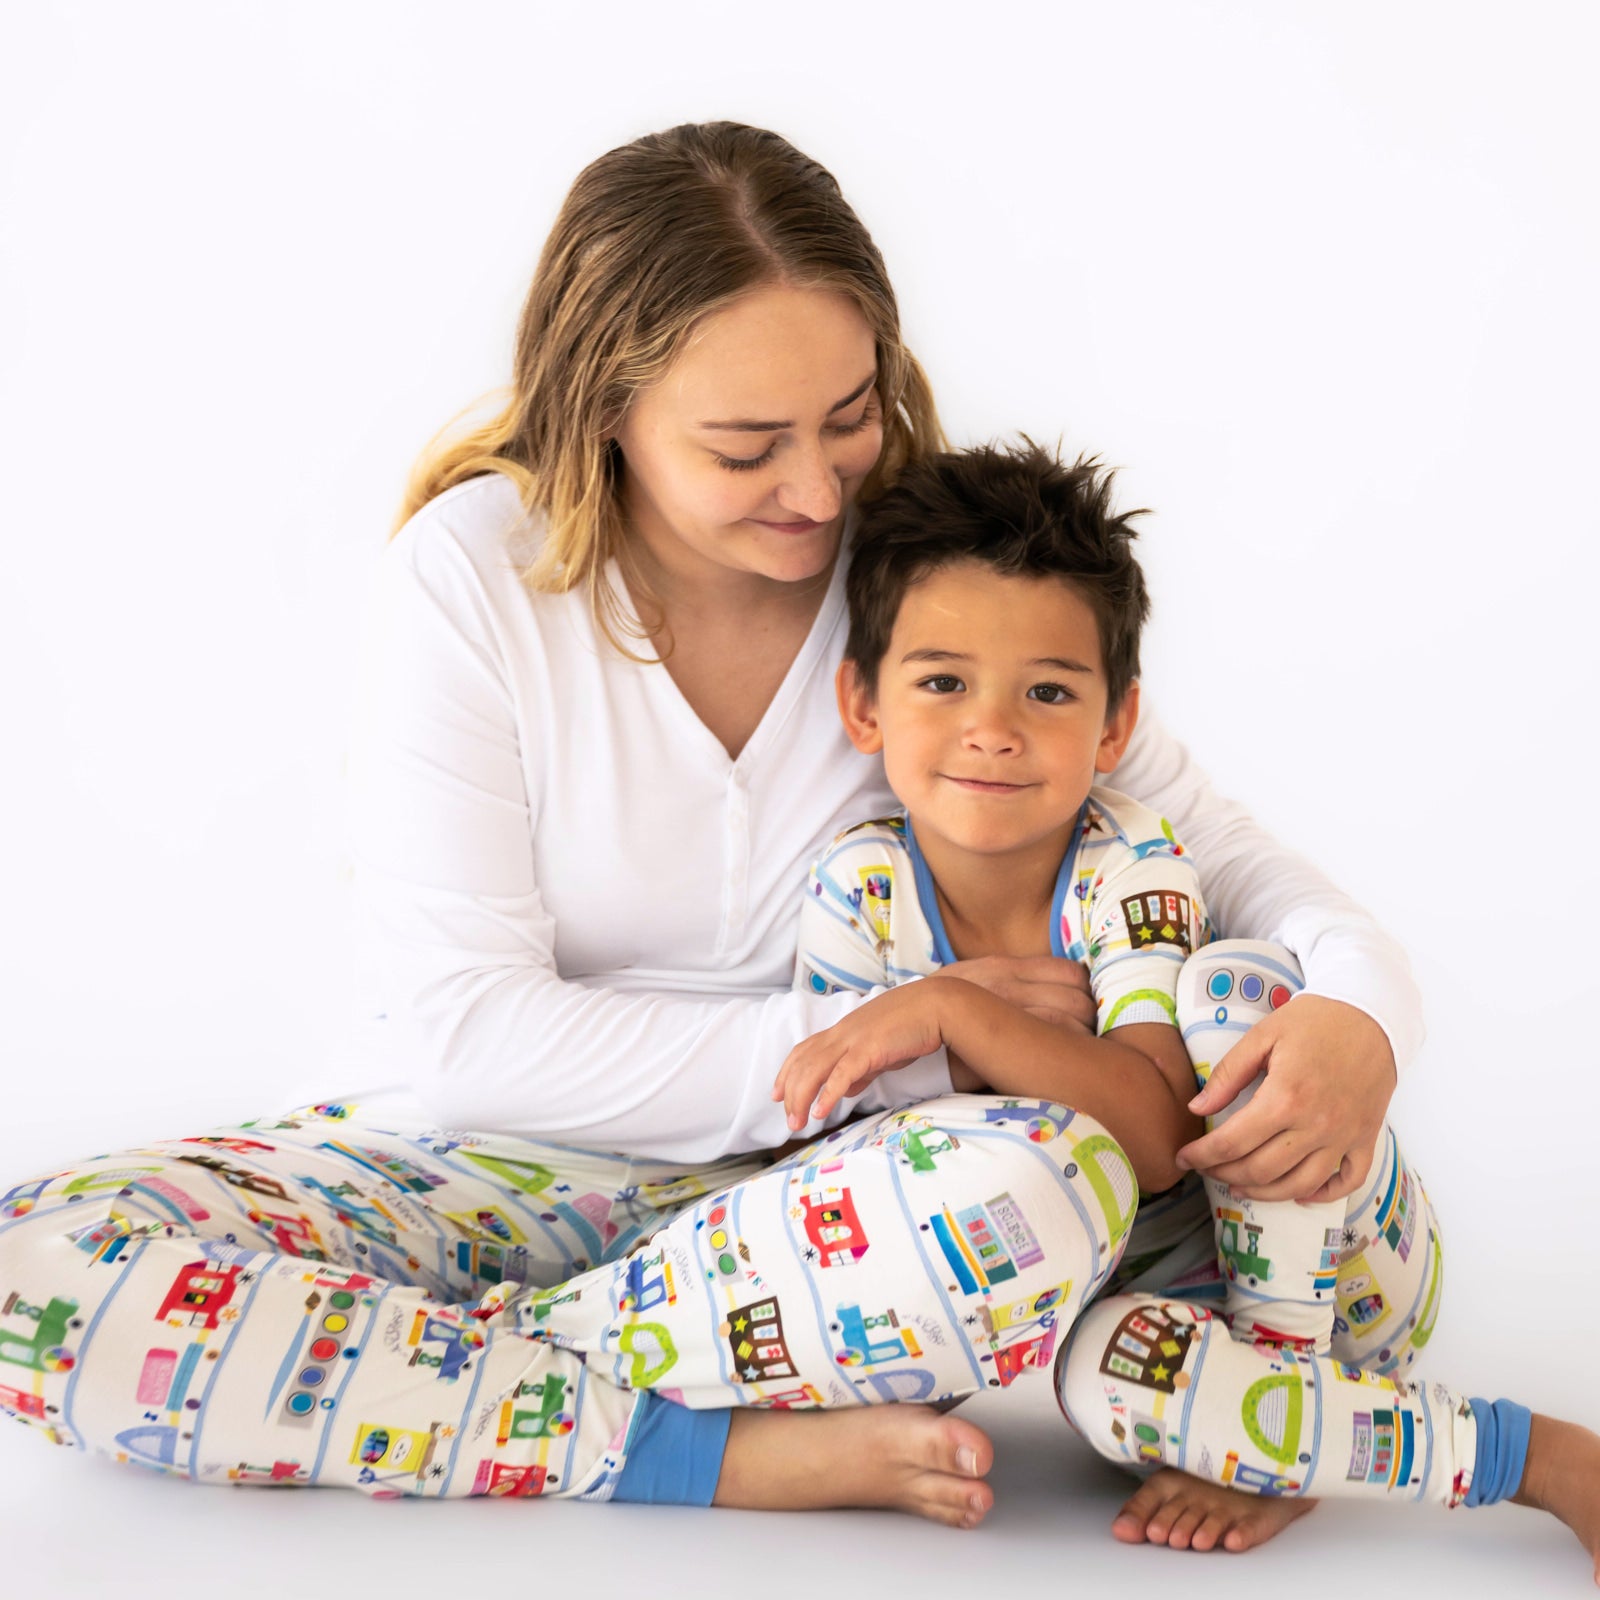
[932,955,1097,1032]
[1176,995,1396,1203]
[773,982,952,1132]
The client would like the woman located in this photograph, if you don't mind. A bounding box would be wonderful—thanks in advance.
[0,122,1408,1539]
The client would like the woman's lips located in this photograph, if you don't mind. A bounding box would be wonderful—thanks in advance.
[749,517,827,535]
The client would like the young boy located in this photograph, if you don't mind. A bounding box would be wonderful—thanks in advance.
[776,439,1213,1203]
[771,438,1600,1571]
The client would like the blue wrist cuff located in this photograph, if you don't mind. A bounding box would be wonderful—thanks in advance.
[611,1394,732,1506]
[1465,1397,1532,1507]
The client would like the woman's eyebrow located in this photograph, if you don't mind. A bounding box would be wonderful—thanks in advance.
[697,372,877,432]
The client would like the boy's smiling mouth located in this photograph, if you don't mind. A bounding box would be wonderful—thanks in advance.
[942,776,1034,794]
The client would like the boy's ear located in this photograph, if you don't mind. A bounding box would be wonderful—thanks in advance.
[835,659,884,754]
[1094,679,1140,774]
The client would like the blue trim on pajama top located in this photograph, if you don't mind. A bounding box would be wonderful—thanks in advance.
[905,819,957,966]
[905,806,1088,966]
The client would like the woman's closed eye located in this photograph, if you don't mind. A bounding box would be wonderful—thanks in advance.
[713,404,879,473]
[715,445,777,473]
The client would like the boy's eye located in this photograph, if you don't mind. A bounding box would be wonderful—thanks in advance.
[1028,683,1074,705]
[918,674,964,694]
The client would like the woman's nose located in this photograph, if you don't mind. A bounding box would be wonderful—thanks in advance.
[774,441,842,523]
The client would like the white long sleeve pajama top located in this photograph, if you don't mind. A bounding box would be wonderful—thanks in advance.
[339,475,1421,1165]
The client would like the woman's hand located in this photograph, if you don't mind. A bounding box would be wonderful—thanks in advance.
[929,955,1097,1032]
[1176,996,1397,1203]
[774,983,950,1131]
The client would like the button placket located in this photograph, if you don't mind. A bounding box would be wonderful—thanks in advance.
[722,771,751,949]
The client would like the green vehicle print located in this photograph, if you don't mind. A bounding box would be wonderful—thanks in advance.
[893,1125,959,1174]
[1216,1209,1274,1285]
[0,1293,80,1374]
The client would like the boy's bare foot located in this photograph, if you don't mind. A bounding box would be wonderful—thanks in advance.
[714,1405,995,1529]
[1112,1468,1317,1551]
[1512,1414,1600,1584]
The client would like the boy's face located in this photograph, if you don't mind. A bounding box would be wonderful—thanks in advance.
[837,561,1138,861]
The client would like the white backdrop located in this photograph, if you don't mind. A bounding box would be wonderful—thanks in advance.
[2,4,1598,1593]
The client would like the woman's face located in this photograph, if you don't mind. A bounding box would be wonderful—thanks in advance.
[613,284,884,591]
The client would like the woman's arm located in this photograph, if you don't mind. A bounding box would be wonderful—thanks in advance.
[1109,707,1420,1200]
[346,496,950,1165]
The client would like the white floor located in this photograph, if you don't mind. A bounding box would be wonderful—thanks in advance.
[0,1361,1579,1600]
[1,1106,1592,1600]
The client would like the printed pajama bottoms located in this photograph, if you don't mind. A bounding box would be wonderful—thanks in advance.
[1058,940,1477,1508]
[0,1092,1135,1500]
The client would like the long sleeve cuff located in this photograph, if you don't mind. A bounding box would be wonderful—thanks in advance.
[1277,906,1425,1077]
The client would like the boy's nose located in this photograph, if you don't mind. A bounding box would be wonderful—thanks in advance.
[963,712,1022,755]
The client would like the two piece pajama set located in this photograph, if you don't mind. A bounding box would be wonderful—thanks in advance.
[0,786,1524,1511]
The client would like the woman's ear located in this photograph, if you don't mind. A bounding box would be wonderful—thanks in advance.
[836,658,884,754]
[1094,679,1140,774]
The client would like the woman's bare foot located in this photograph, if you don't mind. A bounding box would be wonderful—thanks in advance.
[1112,1468,1317,1551]
[1512,1414,1600,1584]
[715,1405,995,1529]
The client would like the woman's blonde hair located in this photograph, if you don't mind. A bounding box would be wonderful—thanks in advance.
[395,121,944,657]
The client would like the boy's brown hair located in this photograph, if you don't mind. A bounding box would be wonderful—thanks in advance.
[846,438,1151,711]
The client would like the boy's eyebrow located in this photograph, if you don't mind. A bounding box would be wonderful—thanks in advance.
[697,372,877,433]
[901,648,1095,674]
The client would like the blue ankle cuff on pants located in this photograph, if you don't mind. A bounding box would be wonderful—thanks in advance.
[611,1394,732,1505]
[1466,1397,1532,1507]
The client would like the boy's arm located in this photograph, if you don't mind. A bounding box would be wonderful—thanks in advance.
[792,829,898,997]
[776,978,1199,1192]
[945,992,1201,1193]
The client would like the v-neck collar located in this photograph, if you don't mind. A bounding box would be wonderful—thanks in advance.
[608,531,851,776]
[906,803,1089,963]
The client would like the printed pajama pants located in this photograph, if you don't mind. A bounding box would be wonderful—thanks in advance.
[0,954,1478,1510]
[1058,941,1476,1508]
[0,1092,1137,1500]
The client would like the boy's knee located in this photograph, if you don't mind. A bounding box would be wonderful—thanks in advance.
[1057,1294,1212,1474]
[889,1097,1139,1299]
[1055,1294,1151,1464]
[1176,941,1306,1080]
